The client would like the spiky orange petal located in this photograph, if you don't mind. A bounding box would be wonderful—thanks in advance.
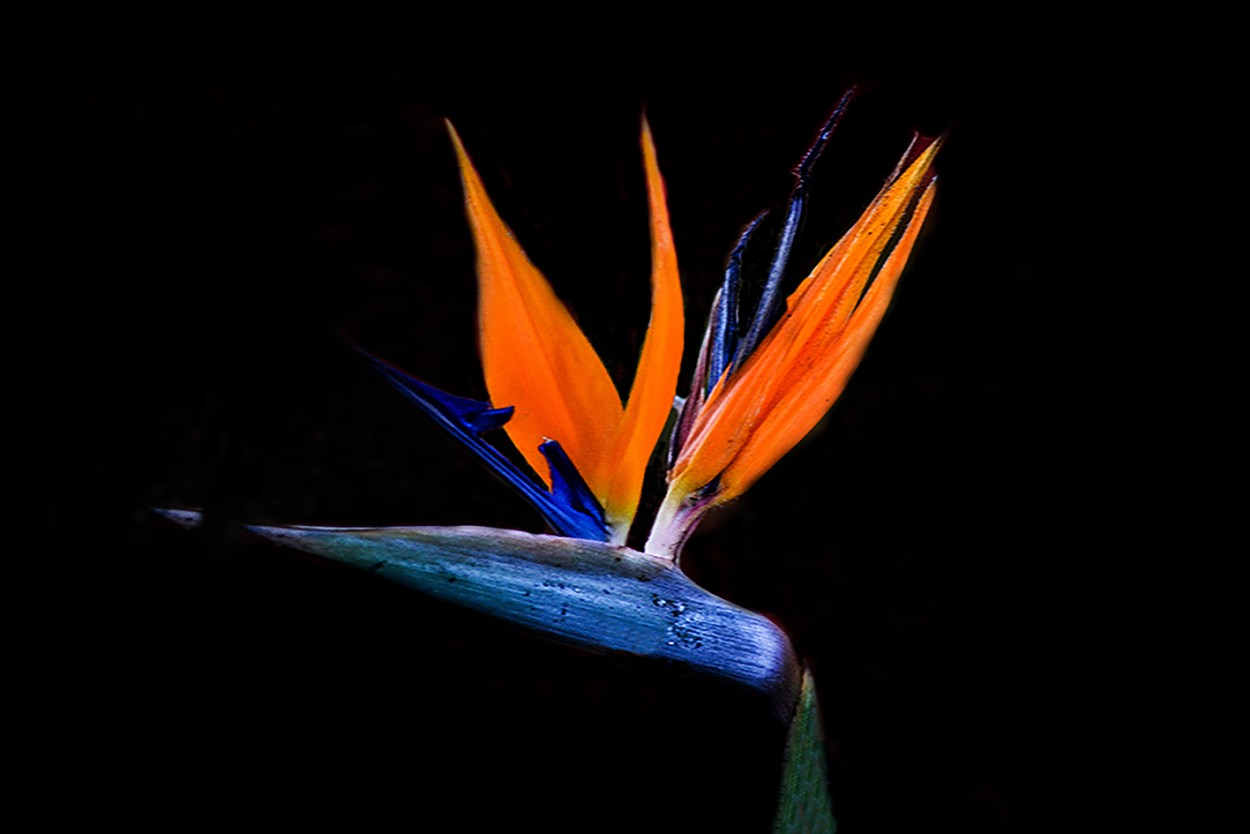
[448,122,622,491]
[667,138,940,506]
[719,175,937,498]
[600,119,684,531]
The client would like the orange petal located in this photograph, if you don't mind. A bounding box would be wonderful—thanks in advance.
[719,175,937,499]
[599,119,685,531]
[668,139,940,504]
[447,122,622,491]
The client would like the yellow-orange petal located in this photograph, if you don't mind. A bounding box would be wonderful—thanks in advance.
[447,122,623,490]
[599,119,684,532]
[667,138,940,505]
[718,175,937,499]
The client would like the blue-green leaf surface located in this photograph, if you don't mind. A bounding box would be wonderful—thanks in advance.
[246,521,801,716]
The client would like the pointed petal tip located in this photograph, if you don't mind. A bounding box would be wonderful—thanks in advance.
[445,120,472,170]
[444,117,463,145]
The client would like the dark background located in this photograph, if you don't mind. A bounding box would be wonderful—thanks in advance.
[34,47,1201,832]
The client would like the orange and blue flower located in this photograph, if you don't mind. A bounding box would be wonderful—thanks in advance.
[162,97,942,793]
[360,92,938,561]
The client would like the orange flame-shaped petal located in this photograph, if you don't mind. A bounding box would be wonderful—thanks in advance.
[449,121,683,542]
[602,119,685,529]
[648,137,939,557]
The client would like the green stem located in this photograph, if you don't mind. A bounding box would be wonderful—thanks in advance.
[773,669,836,833]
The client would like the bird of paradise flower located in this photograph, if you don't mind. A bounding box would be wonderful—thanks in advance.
[356,93,937,560]
[161,91,938,831]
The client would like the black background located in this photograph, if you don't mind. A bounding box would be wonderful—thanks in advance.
[34,40,1202,833]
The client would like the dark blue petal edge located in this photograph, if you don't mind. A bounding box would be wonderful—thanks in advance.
[353,345,609,542]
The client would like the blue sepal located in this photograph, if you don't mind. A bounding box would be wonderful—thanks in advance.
[353,346,609,542]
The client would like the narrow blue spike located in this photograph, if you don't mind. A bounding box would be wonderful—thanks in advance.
[353,345,609,542]
[396,375,516,436]
[707,212,767,395]
[540,440,608,539]
[465,403,515,435]
[734,88,855,368]
[667,210,768,469]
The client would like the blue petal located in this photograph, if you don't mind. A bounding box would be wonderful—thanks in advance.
[734,89,855,369]
[354,346,609,542]
[667,212,767,468]
[539,440,607,535]
[707,211,766,396]
[668,92,858,471]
